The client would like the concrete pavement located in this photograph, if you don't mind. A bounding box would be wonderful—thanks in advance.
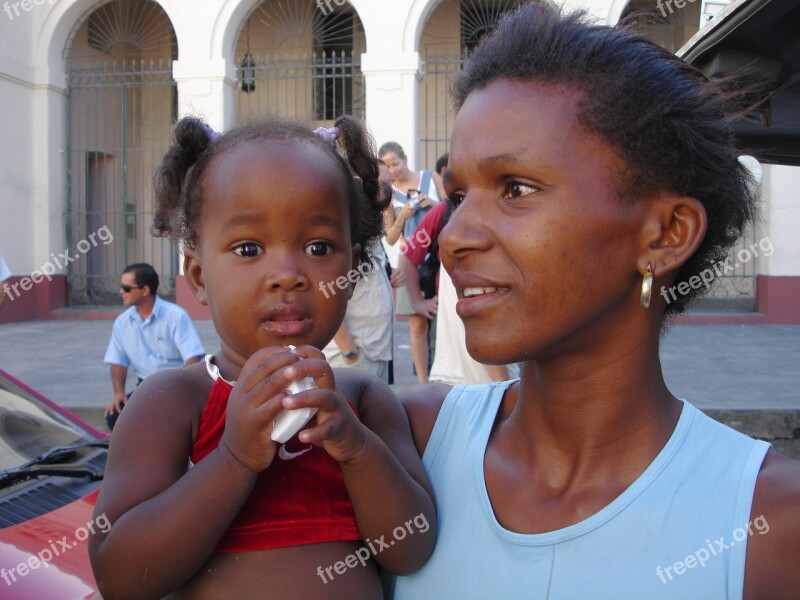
[1,316,798,454]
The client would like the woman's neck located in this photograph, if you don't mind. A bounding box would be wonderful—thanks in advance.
[393,169,419,191]
[498,332,681,488]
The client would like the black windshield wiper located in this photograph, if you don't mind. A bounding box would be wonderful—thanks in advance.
[29,439,110,466]
[0,464,104,488]
[0,440,109,489]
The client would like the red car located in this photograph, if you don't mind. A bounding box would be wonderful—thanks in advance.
[0,369,106,599]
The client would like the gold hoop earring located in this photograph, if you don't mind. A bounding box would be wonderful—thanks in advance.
[640,264,654,309]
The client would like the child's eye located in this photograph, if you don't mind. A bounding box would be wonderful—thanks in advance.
[234,242,263,258]
[502,181,538,199]
[305,241,332,257]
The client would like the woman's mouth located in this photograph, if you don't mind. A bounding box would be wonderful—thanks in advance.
[455,285,509,319]
[462,287,499,298]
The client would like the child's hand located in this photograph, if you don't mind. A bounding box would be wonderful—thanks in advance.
[280,345,368,464]
[219,346,300,473]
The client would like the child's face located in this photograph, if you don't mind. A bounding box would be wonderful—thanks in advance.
[187,139,356,366]
[440,79,649,365]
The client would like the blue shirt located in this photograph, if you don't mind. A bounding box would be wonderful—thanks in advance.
[390,381,770,600]
[104,297,204,379]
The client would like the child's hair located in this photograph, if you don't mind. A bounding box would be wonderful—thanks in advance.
[153,115,390,268]
[452,1,759,316]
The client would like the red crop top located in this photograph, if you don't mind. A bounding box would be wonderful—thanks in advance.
[190,375,361,552]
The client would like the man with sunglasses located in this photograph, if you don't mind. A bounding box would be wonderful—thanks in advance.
[103,263,204,430]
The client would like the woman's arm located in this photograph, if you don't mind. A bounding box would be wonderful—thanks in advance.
[744,450,800,598]
[335,369,437,575]
[385,202,414,246]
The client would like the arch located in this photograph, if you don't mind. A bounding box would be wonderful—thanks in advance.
[405,0,442,52]
[212,0,370,62]
[35,0,181,86]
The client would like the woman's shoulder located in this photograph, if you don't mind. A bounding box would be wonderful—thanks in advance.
[398,383,453,457]
[745,449,800,595]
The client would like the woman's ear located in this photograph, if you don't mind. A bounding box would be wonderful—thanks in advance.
[183,248,208,306]
[637,193,708,278]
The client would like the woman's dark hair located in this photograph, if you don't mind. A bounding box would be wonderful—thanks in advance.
[153,115,390,270]
[123,263,159,295]
[452,1,759,316]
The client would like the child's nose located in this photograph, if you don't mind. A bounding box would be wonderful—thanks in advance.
[264,257,309,291]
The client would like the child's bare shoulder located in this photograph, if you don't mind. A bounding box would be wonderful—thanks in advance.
[118,361,213,439]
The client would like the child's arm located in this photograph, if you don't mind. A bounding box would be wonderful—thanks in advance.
[281,347,437,575]
[89,348,301,600]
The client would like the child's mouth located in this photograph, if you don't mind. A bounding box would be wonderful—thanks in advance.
[263,305,312,337]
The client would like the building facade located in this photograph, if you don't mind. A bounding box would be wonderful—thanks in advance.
[0,0,797,323]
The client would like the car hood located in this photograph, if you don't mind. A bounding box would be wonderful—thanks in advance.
[0,490,100,599]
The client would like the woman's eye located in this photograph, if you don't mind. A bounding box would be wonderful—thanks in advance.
[503,182,538,199]
[305,241,332,257]
[234,242,262,258]
[448,193,465,208]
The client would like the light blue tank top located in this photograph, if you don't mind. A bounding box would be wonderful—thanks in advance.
[391,381,770,600]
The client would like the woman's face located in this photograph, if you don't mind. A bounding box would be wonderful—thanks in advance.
[440,79,650,365]
[380,151,408,182]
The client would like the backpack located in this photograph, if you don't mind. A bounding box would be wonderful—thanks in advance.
[418,201,453,300]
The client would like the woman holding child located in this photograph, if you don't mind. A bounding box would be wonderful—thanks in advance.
[391,2,800,598]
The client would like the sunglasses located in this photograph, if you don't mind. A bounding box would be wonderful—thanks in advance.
[120,284,144,293]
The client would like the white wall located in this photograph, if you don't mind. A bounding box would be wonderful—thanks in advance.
[760,164,800,276]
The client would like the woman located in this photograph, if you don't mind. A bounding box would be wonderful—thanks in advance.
[379,141,446,384]
[391,2,799,598]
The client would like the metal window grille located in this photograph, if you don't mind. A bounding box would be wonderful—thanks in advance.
[235,50,365,124]
[65,59,179,305]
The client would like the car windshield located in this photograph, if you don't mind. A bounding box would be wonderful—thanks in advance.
[0,378,91,471]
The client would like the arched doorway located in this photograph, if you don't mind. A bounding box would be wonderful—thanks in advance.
[417,0,520,169]
[65,0,178,304]
[233,0,366,124]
